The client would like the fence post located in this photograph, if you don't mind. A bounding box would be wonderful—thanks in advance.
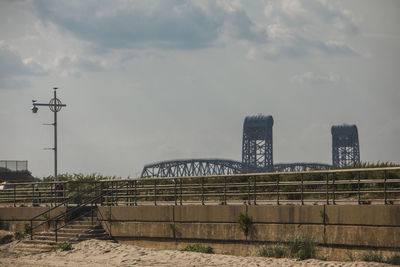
[276,175,280,205]
[134,180,137,206]
[358,171,361,205]
[301,173,304,205]
[174,179,177,206]
[13,184,16,207]
[100,182,104,206]
[332,173,336,205]
[223,177,227,205]
[154,179,157,206]
[32,184,34,206]
[180,178,183,205]
[201,177,204,205]
[384,170,387,205]
[126,182,129,205]
[247,176,251,205]
[253,176,257,205]
[325,173,329,205]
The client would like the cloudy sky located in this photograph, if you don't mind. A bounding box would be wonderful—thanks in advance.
[1,0,399,178]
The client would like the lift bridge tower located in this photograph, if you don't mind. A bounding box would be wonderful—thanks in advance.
[331,124,360,168]
[242,115,274,172]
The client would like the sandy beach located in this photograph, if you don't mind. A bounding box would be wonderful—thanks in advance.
[0,239,394,267]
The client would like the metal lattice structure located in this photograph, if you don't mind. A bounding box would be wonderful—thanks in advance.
[141,159,246,178]
[242,115,274,172]
[331,125,360,168]
[274,163,331,172]
[139,115,345,178]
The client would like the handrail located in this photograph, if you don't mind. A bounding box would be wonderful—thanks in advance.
[30,183,102,222]
[30,182,122,241]
[52,183,122,242]
[29,183,103,240]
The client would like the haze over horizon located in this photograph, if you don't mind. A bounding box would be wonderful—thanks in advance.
[1,0,399,178]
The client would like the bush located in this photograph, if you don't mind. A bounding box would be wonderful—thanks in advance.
[58,242,72,251]
[258,244,287,258]
[361,252,383,263]
[181,244,214,254]
[14,232,25,240]
[237,213,252,236]
[288,234,316,260]
[385,254,400,265]
[0,234,13,245]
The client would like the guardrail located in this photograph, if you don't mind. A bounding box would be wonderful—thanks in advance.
[1,167,399,206]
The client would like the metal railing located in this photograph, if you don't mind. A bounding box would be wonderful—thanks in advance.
[2,167,399,208]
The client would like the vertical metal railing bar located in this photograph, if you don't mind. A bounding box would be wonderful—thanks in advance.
[13,184,16,207]
[154,179,157,206]
[223,176,227,205]
[32,184,34,207]
[247,176,251,205]
[201,177,204,205]
[100,182,104,206]
[325,173,329,205]
[384,170,387,205]
[301,173,304,205]
[332,173,336,205]
[276,175,280,205]
[134,180,137,206]
[126,182,129,205]
[358,171,361,205]
[253,176,257,205]
[180,178,183,205]
[174,179,177,206]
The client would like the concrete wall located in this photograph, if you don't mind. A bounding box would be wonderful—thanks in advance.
[1,205,399,259]
[0,206,66,232]
[96,205,400,251]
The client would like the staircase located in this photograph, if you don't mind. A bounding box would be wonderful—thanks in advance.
[15,208,109,254]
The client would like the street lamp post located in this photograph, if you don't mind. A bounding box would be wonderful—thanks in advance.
[32,87,67,182]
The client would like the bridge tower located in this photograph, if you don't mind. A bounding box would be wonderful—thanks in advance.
[242,115,274,172]
[331,124,360,168]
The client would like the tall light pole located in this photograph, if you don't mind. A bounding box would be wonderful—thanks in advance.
[32,87,67,182]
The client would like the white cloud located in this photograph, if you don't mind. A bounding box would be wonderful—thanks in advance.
[31,0,266,52]
[248,0,360,59]
[0,43,46,89]
[291,71,346,85]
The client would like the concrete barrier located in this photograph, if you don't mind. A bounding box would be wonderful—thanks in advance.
[174,205,245,223]
[1,204,399,259]
[247,205,323,224]
[325,205,400,226]
[0,207,66,220]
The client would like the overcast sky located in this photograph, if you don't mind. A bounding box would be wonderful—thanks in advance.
[1,0,399,178]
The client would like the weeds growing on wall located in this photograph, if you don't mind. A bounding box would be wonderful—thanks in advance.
[181,244,214,254]
[258,233,316,260]
[237,213,252,236]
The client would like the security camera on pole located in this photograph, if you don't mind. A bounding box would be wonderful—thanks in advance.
[31,87,67,182]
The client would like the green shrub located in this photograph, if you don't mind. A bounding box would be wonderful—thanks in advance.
[361,252,383,262]
[385,254,400,265]
[14,232,25,240]
[258,244,287,258]
[58,242,72,251]
[0,234,13,245]
[181,244,214,254]
[288,234,316,260]
[237,213,252,235]
[24,223,31,234]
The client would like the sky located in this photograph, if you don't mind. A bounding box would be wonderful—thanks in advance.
[0,0,399,178]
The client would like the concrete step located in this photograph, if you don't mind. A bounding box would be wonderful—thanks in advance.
[21,239,56,245]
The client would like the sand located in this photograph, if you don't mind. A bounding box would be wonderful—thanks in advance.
[0,239,394,267]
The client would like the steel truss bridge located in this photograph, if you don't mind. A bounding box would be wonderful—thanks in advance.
[141,159,332,178]
[140,115,359,178]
